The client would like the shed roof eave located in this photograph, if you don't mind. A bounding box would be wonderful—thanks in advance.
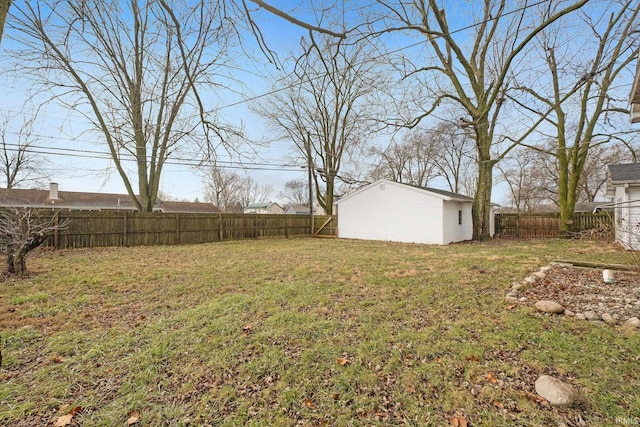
[610,180,640,186]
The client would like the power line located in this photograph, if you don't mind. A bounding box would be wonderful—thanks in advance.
[0,142,305,172]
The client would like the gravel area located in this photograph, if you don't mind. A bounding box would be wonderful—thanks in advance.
[522,266,640,322]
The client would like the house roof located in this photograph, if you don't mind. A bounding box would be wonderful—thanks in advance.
[608,163,640,183]
[0,187,220,213]
[245,202,282,210]
[284,204,311,214]
[154,200,220,213]
[336,179,475,204]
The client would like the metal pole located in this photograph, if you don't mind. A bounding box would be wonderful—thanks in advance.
[306,132,314,235]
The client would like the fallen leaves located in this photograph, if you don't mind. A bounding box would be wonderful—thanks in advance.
[54,406,82,427]
[127,409,141,425]
[54,414,73,427]
[449,414,468,426]
[336,357,350,366]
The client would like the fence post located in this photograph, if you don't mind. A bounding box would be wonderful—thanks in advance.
[285,215,289,238]
[175,213,180,244]
[54,211,59,249]
[123,212,128,247]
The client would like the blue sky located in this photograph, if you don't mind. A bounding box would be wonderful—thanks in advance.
[0,1,329,201]
[1,0,634,205]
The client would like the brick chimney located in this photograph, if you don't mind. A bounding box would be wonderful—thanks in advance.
[49,182,59,200]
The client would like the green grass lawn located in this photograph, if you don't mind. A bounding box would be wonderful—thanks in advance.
[1,238,638,426]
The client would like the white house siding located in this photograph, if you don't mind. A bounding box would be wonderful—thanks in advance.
[614,185,640,250]
[337,182,445,244]
[442,201,473,243]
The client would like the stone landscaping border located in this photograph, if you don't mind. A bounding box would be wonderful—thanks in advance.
[505,262,640,331]
[505,261,639,406]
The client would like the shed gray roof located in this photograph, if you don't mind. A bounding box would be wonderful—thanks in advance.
[608,163,640,183]
[336,179,475,204]
[398,181,474,202]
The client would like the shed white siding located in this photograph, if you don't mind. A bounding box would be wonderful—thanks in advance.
[442,201,473,243]
[614,185,640,250]
[337,181,444,244]
[336,180,474,245]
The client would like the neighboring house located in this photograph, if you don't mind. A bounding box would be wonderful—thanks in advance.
[631,59,640,123]
[284,204,311,215]
[243,202,284,215]
[606,163,640,250]
[335,179,491,245]
[0,182,221,213]
[283,204,326,215]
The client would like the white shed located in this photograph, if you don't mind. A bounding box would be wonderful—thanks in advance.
[335,179,476,245]
[607,163,640,250]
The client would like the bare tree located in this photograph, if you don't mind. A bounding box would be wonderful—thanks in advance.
[7,1,250,211]
[278,179,309,206]
[510,0,640,232]
[203,166,244,212]
[203,166,272,212]
[369,130,442,187]
[369,122,477,195]
[429,122,477,195]
[256,33,388,215]
[577,144,636,202]
[0,112,48,189]
[370,0,589,239]
[236,175,273,209]
[0,208,67,275]
[497,146,554,212]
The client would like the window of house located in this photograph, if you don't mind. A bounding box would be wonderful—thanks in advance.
[458,210,462,225]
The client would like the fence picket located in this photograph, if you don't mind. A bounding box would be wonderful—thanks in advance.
[17,210,336,249]
[495,212,613,238]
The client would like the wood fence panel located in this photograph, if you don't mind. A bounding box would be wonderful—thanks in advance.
[9,209,336,249]
[495,212,613,238]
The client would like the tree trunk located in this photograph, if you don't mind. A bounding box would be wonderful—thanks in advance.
[6,232,47,276]
[0,0,11,45]
[473,158,493,241]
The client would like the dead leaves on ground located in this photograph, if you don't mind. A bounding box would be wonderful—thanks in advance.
[54,405,141,426]
[336,357,350,366]
[127,409,141,425]
[54,406,82,427]
[449,415,469,426]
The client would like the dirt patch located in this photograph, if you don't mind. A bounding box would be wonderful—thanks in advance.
[523,266,640,321]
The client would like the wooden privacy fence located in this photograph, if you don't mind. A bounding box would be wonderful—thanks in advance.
[28,210,336,249]
[495,212,614,238]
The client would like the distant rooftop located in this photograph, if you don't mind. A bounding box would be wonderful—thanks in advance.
[0,183,220,213]
[608,163,640,183]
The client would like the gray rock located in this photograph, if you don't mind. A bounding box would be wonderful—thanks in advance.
[584,311,601,321]
[519,297,528,302]
[505,294,519,302]
[601,313,617,325]
[524,276,537,284]
[624,317,640,328]
[535,300,565,314]
[535,375,578,407]
[540,266,552,272]
[533,271,546,279]
[564,310,575,317]
[511,283,524,291]
[575,313,586,320]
